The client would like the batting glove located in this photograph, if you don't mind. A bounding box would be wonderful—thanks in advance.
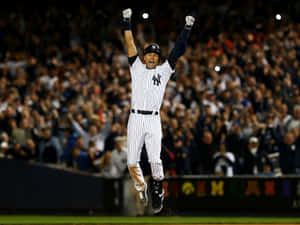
[122,8,132,30]
[185,16,195,28]
[122,8,132,19]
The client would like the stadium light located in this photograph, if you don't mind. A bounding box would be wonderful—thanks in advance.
[275,14,282,21]
[142,12,149,20]
[214,65,221,72]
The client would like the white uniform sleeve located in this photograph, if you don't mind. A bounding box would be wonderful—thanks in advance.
[129,55,143,71]
[160,60,175,79]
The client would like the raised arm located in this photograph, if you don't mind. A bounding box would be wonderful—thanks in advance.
[167,16,195,70]
[67,113,88,138]
[122,8,138,57]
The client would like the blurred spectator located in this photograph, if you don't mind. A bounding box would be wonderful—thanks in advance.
[68,113,112,153]
[5,143,26,160]
[99,151,118,178]
[173,137,190,175]
[0,0,299,175]
[60,128,79,163]
[62,136,86,168]
[242,137,271,175]
[277,103,292,137]
[71,146,92,172]
[279,132,297,174]
[105,122,123,151]
[183,130,197,174]
[213,142,235,177]
[287,105,300,132]
[240,114,254,140]
[192,130,216,174]
[38,128,62,164]
[21,139,39,162]
[226,122,245,162]
[11,118,33,146]
[98,136,128,178]
[259,114,280,154]
[110,136,127,178]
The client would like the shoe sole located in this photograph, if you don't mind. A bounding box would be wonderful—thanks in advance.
[152,190,164,214]
[152,196,164,214]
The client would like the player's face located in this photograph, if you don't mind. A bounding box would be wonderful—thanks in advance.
[144,53,159,69]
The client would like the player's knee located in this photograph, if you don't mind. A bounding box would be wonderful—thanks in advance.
[127,160,138,167]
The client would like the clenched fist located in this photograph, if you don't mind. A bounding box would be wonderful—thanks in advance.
[122,8,132,19]
[185,16,195,27]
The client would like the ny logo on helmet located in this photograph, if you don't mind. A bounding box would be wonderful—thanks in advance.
[152,74,161,86]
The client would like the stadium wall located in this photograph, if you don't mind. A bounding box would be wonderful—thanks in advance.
[0,158,123,214]
[1,158,300,215]
[165,175,300,214]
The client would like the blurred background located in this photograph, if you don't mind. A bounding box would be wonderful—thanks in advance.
[0,0,300,216]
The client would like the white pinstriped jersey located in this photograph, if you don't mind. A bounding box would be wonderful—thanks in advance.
[129,57,175,111]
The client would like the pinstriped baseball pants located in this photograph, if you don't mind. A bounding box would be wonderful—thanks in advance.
[127,113,164,191]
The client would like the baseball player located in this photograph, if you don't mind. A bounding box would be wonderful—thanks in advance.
[122,8,195,214]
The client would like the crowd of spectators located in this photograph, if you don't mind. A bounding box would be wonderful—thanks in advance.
[1,0,300,177]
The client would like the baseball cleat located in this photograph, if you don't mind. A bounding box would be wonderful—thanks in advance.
[150,179,164,214]
[152,190,164,214]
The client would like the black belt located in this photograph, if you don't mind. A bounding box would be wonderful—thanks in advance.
[131,109,158,115]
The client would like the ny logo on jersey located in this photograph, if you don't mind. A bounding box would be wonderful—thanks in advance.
[152,74,161,86]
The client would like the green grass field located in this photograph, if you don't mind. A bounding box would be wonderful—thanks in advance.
[0,216,300,224]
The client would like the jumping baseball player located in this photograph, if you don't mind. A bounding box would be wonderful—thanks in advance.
[122,8,195,214]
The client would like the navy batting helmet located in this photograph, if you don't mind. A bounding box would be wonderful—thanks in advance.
[143,43,161,57]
